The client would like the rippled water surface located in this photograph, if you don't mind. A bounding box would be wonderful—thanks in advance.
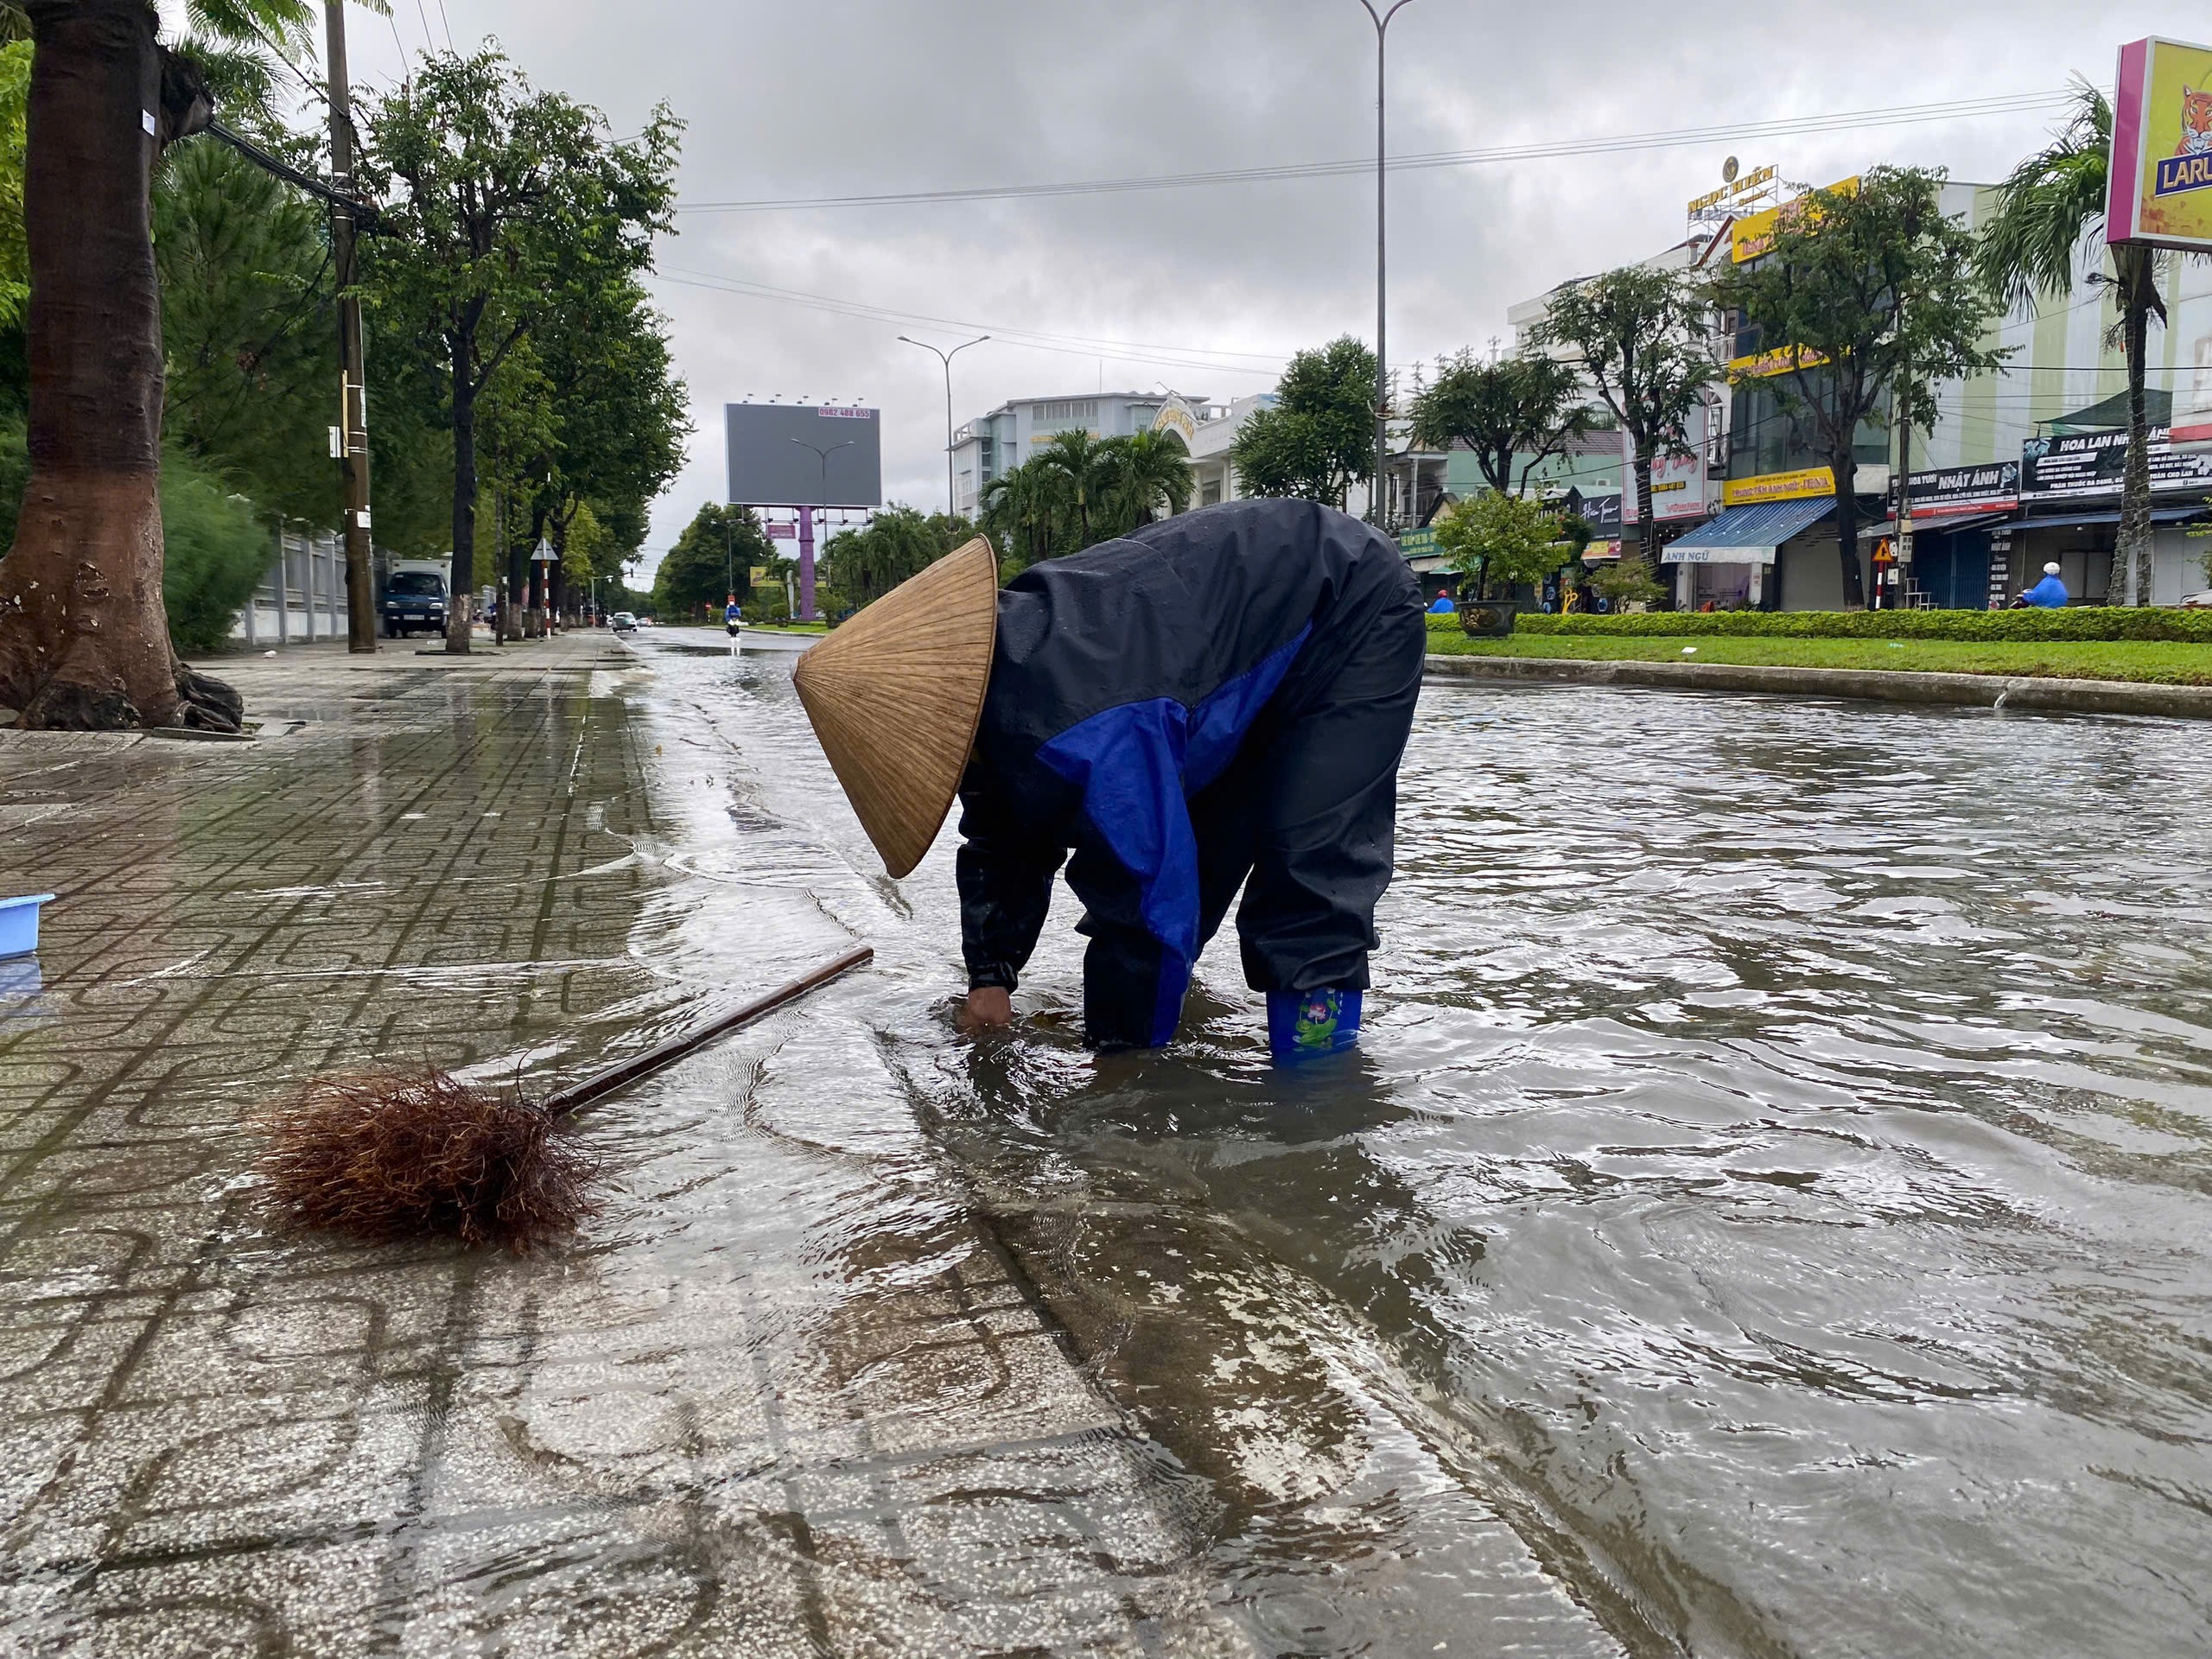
[650,636,2212,1658]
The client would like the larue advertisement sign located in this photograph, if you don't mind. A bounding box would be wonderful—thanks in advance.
[2107,36,2212,252]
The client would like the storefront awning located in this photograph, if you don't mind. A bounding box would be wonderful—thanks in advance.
[1662,497,1835,564]
[2014,505,2209,531]
[1859,512,2011,540]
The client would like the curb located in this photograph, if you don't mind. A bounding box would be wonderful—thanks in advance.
[1423,653,2212,721]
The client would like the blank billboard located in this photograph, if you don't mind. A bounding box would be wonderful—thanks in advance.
[726,404,884,508]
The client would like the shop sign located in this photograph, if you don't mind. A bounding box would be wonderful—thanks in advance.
[1688,162,1778,230]
[2019,427,2212,500]
[1567,491,1623,534]
[1732,176,1859,263]
[1900,461,2019,517]
[1398,524,1440,561]
[1726,344,1831,380]
[1721,466,1834,507]
[1622,410,1712,522]
[2107,37,2212,253]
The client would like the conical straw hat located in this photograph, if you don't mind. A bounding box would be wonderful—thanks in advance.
[793,537,1000,879]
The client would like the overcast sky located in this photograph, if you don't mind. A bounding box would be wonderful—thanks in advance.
[309,0,2198,578]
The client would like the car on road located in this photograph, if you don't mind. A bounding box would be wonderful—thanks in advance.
[610,611,639,633]
[380,569,448,638]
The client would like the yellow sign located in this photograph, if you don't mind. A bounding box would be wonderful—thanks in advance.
[1732,176,1859,263]
[1722,467,1835,507]
[2110,37,2212,252]
[1727,345,1832,380]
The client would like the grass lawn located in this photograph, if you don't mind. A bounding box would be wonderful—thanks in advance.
[1427,631,2212,686]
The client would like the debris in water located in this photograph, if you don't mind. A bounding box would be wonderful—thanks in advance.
[257,1070,602,1250]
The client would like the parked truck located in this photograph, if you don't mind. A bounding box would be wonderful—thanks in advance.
[373,554,453,639]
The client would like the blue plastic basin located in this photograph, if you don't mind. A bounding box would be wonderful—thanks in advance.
[0,893,54,959]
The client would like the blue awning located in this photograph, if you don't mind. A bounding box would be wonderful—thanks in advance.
[1662,497,1836,564]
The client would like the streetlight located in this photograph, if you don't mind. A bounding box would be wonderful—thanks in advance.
[899,334,990,517]
[1357,0,1415,529]
[790,438,855,623]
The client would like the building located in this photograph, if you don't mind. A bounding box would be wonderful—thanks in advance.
[950,391,1200,519]
[1183,392,1277,512]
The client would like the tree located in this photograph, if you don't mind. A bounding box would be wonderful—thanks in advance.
[1707,168,2007,610]
[1529,264,1715,563]
[980,453,1072,573]
[1976,82,2169,605]
[1031,429,1122,547]
[1408,348,1592,496]
[1230,336,1377,510]
[817,507,971,616]
[0,0,300,728]
[1100,427,1193,532]
[155,137,337,526]
[1433,491,1573,601]
[653,502,771,621]
[360,47,679,653]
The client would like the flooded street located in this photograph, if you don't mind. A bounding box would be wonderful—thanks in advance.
[655,632,2212,1657]
[3,632,2209,1656]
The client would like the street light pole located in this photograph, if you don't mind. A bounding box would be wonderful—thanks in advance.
[1358,0,1414,530]
[899,334,990,517]
[325,0,377,651]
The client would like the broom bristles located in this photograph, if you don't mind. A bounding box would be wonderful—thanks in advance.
[257,1069,602,1250]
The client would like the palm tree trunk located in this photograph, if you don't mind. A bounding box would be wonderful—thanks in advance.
[2117,248,2154,607]
[0,0,235,729]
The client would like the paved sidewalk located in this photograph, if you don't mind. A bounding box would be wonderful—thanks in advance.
[0,636,1239,1656]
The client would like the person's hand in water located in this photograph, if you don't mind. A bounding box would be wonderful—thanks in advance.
[959,985,1014,1033]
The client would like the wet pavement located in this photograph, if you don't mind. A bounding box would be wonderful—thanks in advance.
[3,628,2210,1656]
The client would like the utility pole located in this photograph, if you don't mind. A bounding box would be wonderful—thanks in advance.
[1358,1,1414,529]
[326,2,376,653]
[1891,296,1912,613]
[899,334,989,517]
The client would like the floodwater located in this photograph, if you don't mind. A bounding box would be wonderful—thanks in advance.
[647,632,2212,1657]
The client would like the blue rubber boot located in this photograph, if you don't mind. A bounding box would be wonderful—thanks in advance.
[1268,988,1363,1064]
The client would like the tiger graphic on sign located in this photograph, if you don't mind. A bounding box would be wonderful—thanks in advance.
[2179,84,2212,156]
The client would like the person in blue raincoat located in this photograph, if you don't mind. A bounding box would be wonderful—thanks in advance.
[794,499,1427,1064]
[2014,563,2069,608]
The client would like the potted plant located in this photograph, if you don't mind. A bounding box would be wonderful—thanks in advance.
[1434,492,1576,636]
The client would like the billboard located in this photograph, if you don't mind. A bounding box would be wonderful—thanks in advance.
[2175,330,2212,450]
[1623,404,1711,522]
[1898,461,2019,518]
[725,404,884,508]
[2108,36,2212,252]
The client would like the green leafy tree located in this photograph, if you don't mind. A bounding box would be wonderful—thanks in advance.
[1592,553,1666,608]
[1031,429,1122,547]
[1707,167,2007,608]
[0,0,334,728]
[1408,348,1592,496]
[1976,82,2171,605]
[1099,427,1194,533]
[817,507,973,616]
[653,502,772,621]
[981,454,1072,572]
[154,137,337,526]
[1529,264,1715,558]
[360,46,680,653]
[1433,491,1573,600]
[1230,336,1377,509]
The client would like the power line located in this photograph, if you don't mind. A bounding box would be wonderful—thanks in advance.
[650,267,1294,381]
[677,90,2076,215]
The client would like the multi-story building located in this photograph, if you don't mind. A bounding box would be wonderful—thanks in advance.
[950,391,1198,518]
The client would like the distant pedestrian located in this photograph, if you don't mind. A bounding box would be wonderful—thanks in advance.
[725,598,744,639]
[2013,563,2069,609]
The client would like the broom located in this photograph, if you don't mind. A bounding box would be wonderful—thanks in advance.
[257,944,874,1250]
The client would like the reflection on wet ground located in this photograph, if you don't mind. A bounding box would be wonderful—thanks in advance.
[3,632,2209,1656]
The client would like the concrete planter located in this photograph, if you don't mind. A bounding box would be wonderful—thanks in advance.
[1459,599,1519,638]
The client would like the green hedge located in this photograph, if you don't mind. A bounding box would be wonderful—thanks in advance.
[1426,607,2212,643]
[160,453,272,653]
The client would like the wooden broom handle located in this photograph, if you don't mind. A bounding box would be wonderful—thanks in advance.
[542,944,875,1120]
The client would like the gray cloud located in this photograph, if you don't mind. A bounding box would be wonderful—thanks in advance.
[316,0,2167,574]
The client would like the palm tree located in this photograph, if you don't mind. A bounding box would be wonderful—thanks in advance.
[1976,80,2166,606]
[0,0,326,728]
[980,455,1071,572]
[1033,429,1123,548]
[1103,428,1194,531]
